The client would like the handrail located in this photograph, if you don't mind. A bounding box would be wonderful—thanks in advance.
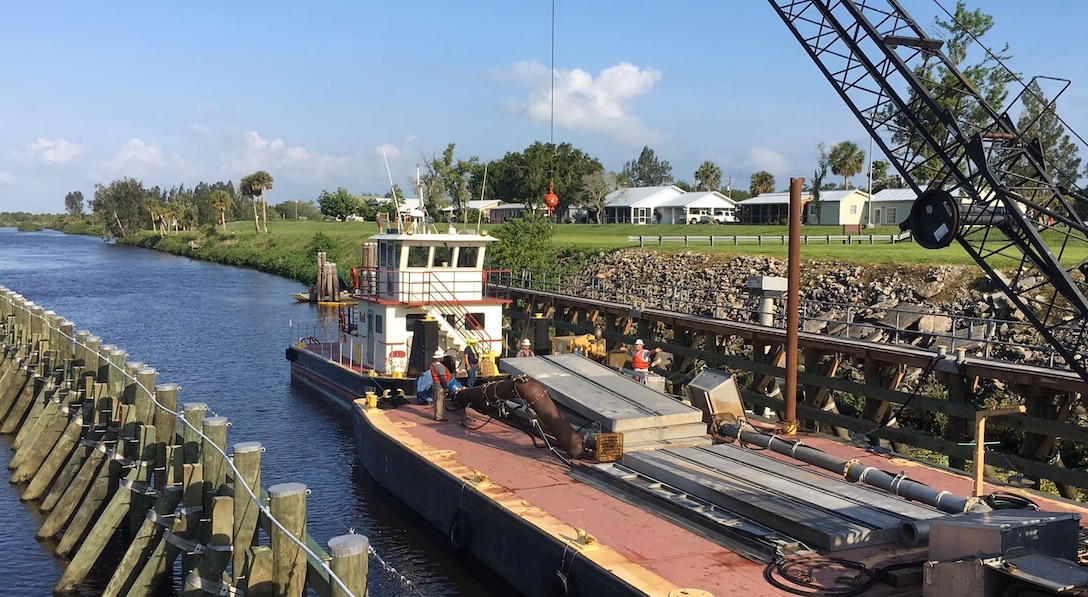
[486,268,1075,369]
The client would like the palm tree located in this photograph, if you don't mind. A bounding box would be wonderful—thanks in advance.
[828,141,865,189]
[210,189,232,234]
[694,161,722,191]
[241,171,274,233]
[749,170,775,197]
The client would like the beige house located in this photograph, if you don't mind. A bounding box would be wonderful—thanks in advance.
[806,189,869,226]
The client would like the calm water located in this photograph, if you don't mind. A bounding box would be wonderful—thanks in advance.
[0,228,513,596]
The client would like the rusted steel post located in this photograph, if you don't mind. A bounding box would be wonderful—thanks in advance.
[784,177,804,435]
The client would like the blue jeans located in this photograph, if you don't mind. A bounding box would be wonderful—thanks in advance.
[466,364,478,388]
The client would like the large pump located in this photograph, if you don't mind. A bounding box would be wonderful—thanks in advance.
[768,0,1088,386]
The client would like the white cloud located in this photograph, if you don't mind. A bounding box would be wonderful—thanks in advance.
[19,138,84,164]
[746,147,789,173]
[0,171,15,186]
[375,143,406,160]
[105,138,170,171]
[222,130,355,179]
[497,60,663,145]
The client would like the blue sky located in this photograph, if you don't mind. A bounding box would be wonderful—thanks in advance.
[2,1,1087,213]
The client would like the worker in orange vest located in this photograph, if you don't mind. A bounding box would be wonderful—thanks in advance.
[631,339,661,373]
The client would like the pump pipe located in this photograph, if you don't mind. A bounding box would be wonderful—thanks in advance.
[718,422,988,517]
[456,376,584,459]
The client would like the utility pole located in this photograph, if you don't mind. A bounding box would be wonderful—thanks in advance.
[294,200,299,220]
[724,176,734,200]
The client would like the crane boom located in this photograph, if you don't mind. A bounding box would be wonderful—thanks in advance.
[768,0,1088,384]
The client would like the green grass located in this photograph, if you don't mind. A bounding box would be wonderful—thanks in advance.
[144,218,1088,274]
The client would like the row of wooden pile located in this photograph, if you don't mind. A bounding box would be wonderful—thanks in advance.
[0,286,368,597]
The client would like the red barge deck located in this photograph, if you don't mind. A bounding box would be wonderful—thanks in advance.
[346,398,1088,597]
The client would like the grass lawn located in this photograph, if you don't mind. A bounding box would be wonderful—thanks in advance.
[224,219,1088,268]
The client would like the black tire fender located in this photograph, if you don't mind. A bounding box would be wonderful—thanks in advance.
[449,509,473,552]
[547,569,569,597]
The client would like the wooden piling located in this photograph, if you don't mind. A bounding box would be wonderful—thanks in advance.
[246,545,275,597]
[127,464,202,596]
[11,390,80,483]
[151,383,179,490]
[232,441,263,585]
[329,534,370,597]
[201,416,229,519]
[38,441,109,539]
[54,462,146,593]
[268,482,309,597]
[181,495,235,597]
[21,408,84,501]
[101,485,183,597]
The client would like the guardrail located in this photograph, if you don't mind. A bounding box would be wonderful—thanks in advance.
[627,233,913,247]
[487,269,1073,367]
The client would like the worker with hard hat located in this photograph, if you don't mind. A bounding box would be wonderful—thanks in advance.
[631,339,661,373]
[462,338,480,388]
[430,349,452,421]
[517,338,535,357]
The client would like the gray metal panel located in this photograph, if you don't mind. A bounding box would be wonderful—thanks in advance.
[624,448,903,550]
[928,511,1080,561]
[622,436,713,452]
[984,553,1088,592]
[702,444,944,522]
[499,354,703,432]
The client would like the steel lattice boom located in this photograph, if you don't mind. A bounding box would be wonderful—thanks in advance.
[768,0,1088,383]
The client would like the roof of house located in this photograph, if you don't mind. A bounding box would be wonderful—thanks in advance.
[490,203,526,210]
[870,188,917,202]
[739,189,867,206]
[604,185,685,208]
[664,191,738,209]
[468,200,502,211]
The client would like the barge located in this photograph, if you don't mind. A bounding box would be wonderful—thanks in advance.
[288,211,1088,596]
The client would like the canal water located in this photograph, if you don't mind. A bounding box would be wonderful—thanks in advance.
[0,227,514,596]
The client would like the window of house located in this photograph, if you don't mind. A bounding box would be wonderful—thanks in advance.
[849,205,858,214]
[374,315,384,334]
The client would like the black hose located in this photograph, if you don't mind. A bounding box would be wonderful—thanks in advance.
[763,556,925,597]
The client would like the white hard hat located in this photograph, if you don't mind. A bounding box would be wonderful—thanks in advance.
[635,339,644,345]
[522,339,531,346]
[433,349,445,359]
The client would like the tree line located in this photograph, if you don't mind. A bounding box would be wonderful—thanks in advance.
[61,3,1087,237]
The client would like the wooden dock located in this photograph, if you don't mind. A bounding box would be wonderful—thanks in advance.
[0,286,368,597]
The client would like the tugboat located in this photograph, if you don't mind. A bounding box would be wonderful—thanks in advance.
[286,197,508,404]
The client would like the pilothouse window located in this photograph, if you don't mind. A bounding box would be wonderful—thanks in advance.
[406,246,428,268]
[457,246,479,268]
[434,246,452,267]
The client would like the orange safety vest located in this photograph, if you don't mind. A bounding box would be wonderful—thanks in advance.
[632,348,651,371]
[430,362,452,387]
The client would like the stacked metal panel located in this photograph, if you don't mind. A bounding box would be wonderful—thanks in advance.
[499,354,711,451]
[622,444,947,551]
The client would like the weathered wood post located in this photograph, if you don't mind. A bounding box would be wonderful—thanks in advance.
[268,482,309,597]
[232,441,263,588]
[328,534,370,597]
[151,383,179,490]
[101,484,183,597]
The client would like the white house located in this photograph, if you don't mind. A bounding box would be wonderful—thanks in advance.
[603,185,685,224]
[737,189,868,226]
[866,188,916,226]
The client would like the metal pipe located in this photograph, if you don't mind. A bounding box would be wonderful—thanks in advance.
[456,376,584,459]
[784,178,803,435]
[719,423,986,515]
